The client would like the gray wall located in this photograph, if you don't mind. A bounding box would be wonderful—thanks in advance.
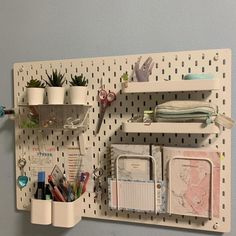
[0,0,235,235]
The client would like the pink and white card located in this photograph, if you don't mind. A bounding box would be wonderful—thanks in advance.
[164,147,220,218]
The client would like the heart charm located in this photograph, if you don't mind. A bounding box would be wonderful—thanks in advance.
[17,175,28,188]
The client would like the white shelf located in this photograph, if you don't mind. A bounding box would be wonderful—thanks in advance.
[122,122,220,134]
[18,104,91,107]
[122,79,220,93]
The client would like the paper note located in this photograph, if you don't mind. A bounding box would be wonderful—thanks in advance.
[30,145,57,181]
[163,147,220,218]
[64,147,93,192]
[108,179,166,213]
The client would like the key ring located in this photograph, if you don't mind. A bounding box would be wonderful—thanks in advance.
[18,158,26,169]
[93,167,104,200]
[93,167,104,178]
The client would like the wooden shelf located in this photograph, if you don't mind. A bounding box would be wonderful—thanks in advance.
[122,79,220,93]
[122,122,220,134]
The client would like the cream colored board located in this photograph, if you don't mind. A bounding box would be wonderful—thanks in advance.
[14,49,231,232]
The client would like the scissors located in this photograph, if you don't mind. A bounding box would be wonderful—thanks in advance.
[95,89,116,134]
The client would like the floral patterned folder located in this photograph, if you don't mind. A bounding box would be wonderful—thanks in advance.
[163,147,220,218]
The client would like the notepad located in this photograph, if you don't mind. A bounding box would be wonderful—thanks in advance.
[163,147,220,218]
[110,144,162,181]
[108,179,166,213]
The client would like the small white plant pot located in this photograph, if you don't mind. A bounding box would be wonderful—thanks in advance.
[27,88,45,105]
[70,86,87,105]
[47,87,65,104]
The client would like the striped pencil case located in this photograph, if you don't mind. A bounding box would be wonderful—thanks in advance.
[154,100,234,128]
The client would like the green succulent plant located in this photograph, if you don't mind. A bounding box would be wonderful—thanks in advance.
[70,74,88,86]
[121,72,129,81]
[44,70,65,87]
[26,79,45,88]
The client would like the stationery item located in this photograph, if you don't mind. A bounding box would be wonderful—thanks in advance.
[95,89,116,134]
[109,153,166,213]
[35,171,45,200]
[30,145,57,182]
[154,100,217,123]
[17,157,29,189]
[183,74,214,80]
[154,100,234,128]
[51,165,77,202]
[163,147,220,218]
[77,172,90,197]
[127,115,143,123]
[65,147,93,192]
[63,117,81,130]
[79,133,86,155]
[109,179,166,213]
[143,110,154,123]
[93,167,104,200]
[134,57,154,82]
[48,175,66,202]
[45,184,52,200]
[51,165,64,186]
[110,144,162,181]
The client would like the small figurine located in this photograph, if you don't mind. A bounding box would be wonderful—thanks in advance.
[134,56,154,82]
[121,72,129,88]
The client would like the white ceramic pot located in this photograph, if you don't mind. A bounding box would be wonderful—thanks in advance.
[69,86,87,105]
[27,88,45,105]
[47,87,65,104]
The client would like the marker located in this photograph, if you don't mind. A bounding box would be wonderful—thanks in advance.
[48,175,66,202]
[35,171,45,200]
[45,184,52,200]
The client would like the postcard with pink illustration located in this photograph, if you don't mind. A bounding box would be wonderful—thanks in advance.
[163,147,220,218]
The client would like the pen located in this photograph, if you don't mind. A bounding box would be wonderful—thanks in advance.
[35,171,45,200]
[77,172,90,197]
[48,175,66,202]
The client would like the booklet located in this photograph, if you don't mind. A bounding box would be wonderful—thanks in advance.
[163,147,220,218]
[110,144,162,181]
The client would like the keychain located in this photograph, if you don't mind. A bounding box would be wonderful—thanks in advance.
[17,157,28,189]
[93,167,104,201]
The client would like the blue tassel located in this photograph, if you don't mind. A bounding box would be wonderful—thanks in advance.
[0,106,5,118]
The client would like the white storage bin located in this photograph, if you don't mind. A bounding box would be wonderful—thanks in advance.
[31,198,52,225]
[52,197,83,228]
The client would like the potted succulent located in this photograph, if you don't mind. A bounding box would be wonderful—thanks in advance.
[26,79,45,105]
[69,74,88,105]
[44,70,66,104]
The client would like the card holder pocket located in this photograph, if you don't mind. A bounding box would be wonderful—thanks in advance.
[52,197,83,228]
[31,198,52,225]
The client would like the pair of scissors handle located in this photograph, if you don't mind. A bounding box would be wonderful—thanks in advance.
[95,89,116,135]
[99,89,116,104]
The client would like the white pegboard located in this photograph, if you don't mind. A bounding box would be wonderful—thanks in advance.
[13,48,231,232]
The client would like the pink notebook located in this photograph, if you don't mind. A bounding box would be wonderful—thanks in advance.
[164,147,220,218]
